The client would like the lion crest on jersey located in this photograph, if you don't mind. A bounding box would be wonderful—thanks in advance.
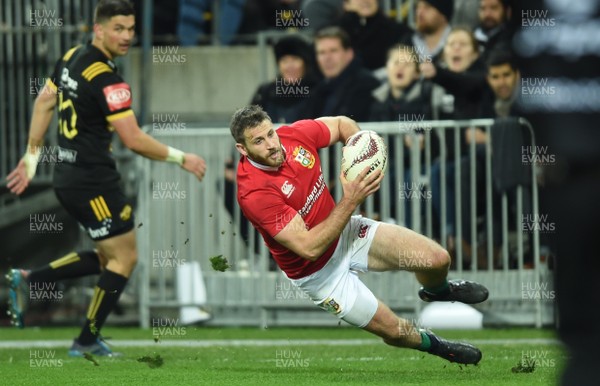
[292,146,315,169]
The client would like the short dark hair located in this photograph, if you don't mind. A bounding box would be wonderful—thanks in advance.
[94,0,135,24]
[486,50,518,72]
[230,105,272,144]
[314,26,351,50]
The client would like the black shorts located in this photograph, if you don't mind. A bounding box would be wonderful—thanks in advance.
[54,187,135,241]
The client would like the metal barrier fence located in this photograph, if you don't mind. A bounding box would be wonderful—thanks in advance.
[0,0,94,183]
[137,119,549,328]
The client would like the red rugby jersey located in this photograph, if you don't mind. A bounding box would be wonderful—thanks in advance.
[236,119,338,279]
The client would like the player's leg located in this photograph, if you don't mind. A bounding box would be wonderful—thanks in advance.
[55,187,135,356]
[367,222,488,304]
[336,271,481,365]
[361,298,482,364]
[69,229,136,357]
[6,187,117,328]
[6,250,105,328]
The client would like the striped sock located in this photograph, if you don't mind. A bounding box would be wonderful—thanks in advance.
[28,251,101,283]
[77,270,128,345]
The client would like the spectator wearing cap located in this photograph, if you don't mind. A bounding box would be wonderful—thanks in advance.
[250,35,319,123]
[338,0,413,73]
[412,0,454,65]
[303,26,379,121]
[474,0,512,62]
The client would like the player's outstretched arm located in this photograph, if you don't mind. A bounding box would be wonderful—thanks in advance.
[112,114,206,181]
[274,166,383,261]
[6,83,57,195]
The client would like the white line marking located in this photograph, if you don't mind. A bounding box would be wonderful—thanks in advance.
[0,338,560,349]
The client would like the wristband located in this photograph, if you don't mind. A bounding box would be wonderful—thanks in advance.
[166,146,185,166]
[23,146,41,179]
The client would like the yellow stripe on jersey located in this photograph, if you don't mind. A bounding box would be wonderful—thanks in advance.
[46,78,58,92]
[49,252,80,269]
[82,62,113,81]
[90,198,103,221]
[62,45,81,61]
[98,196,112,218]
[106,109,134,122]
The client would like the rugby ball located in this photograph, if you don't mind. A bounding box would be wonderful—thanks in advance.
[341,130,387,181]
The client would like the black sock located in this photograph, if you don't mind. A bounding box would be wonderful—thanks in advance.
[28,251,101,284]
[77,270,128,345]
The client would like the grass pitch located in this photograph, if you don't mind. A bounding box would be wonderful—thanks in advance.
[0,327,564,386]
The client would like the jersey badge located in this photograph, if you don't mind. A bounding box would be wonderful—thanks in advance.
[292,146,315,169]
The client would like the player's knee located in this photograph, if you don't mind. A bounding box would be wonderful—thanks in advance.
[123,247,138,269]
[432,247,451,270]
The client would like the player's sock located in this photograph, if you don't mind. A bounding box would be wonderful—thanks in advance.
[417,330,434,351]
[422,279,450,296]
[28,251,101,284]
[77,269,128,345]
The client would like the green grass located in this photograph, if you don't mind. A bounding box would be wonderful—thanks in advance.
[0,327,564,386]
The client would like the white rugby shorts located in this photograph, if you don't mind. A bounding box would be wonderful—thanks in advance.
[289,215,380,328]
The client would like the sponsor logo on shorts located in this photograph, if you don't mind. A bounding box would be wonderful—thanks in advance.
[103,82,131,112]
[281,180,295,198]
[88,226,109,239]
[292,146,315,169]
[319,297,341,315]
[358,224,370,239]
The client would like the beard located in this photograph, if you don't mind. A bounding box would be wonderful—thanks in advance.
[247,146,285,168]
[416,21,437,35]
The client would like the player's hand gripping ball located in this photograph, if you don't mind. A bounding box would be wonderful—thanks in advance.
[341,130,387,181]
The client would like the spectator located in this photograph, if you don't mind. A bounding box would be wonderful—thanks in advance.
[452,0,480,30]
[338,0,412,72]
[178,0,246,45]
[369,44,443,225]
[412,0,454,65]
[303,26,379,121]
[474,0,512,62]
[250,35,318,123]
[420,27,491,259]
[481,49,520,118]
[238,0,301,39]
[302,0,345,32]
[420,26,487,120]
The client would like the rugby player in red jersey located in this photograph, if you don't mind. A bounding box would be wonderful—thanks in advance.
[232,105,488,364]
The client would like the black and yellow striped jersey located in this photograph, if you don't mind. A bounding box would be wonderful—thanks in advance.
[48,42,133,189]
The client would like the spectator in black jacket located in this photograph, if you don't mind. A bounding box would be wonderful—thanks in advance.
[338,0,412,72]
[303,26,380,121]
[419,27,491,258]
[250,35,319,123]
[480,49,520,118]
[420,26,488,121]
[474,0,512,62]
[370,44,442,226]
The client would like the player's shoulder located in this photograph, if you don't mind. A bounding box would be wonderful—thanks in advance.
[66,44,123,85]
